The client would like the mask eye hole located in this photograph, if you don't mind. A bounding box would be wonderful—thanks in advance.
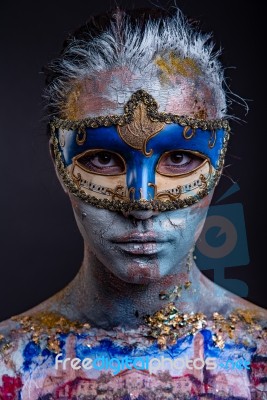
[75,149,126,175]
[157,150,206,176]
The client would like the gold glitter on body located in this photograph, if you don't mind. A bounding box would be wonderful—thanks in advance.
[0,307,266,357]
[9,312,90,354]
[145,303,207,349]
[145,303,266,350]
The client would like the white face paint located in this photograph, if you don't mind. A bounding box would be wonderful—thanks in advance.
[69,194,211,284]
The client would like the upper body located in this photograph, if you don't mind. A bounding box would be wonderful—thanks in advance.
[1,288,267,399]
[1,8,266,400]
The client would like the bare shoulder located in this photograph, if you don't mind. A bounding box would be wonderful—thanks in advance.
[225,288,267,321]
[200,273,267,323]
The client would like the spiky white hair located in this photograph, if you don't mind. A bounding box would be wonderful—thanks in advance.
[44,8,227,119]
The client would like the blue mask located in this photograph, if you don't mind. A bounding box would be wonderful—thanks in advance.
[50,90,230,212]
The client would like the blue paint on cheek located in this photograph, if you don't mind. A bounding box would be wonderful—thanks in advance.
[23,341,41,371]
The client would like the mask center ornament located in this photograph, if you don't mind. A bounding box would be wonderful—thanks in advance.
[50,89,230,212]
[117,102,165,156]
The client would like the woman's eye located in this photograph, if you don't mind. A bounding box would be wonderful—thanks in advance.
[92,152,114,167]
[77,150,125,175]
[169,152,190,165]
[157,151,205,175]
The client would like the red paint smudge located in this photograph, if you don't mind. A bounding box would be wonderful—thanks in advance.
[0,375,22,400]
[128,260,160,284]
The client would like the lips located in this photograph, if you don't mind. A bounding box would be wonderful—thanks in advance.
[111,231,168,255]
[111,231,166,243]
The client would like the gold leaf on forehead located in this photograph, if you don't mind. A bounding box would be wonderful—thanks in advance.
[62,82,82,120]
[117,103,165,156]
[155,52,202,80]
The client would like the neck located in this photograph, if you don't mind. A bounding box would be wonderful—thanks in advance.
[61,244,212,329]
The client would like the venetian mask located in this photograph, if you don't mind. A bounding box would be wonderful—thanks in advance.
[50,90,230,212]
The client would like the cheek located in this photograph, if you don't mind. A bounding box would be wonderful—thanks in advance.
[163,207,207,234]
[70,197,116,244]
[191,193,213,241]
[194,218,207,243]
[160,203,209,250]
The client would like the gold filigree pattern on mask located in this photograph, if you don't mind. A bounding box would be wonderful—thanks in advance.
[117,103,165,155]
[106,185,128,200]
[208,129,217,149]
[183,126,196,140]
[76,129,87,145]
[149,182,182,201]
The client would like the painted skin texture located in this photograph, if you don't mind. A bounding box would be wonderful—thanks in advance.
[1,72,267,399]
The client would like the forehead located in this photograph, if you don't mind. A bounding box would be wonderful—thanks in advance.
[62,66,218,120]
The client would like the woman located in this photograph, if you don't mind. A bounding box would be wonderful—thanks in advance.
[0,8,266,400]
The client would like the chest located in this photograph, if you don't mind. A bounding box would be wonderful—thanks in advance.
[3,329,263,400]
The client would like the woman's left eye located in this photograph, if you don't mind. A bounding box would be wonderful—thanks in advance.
[157,151,205,175]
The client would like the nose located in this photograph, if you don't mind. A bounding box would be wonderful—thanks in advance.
[126,152,156,201]
[122,209,160,220]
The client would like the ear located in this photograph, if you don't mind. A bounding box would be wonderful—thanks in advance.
[49,138,69,195]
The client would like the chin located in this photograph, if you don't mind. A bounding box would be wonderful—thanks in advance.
[111,260,162,285]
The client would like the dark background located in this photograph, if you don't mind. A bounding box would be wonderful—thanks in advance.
[0,0,266,322]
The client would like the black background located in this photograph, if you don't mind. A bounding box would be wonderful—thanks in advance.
[0,0,266,322]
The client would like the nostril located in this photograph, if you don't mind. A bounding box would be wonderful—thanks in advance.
[122,210,159,220]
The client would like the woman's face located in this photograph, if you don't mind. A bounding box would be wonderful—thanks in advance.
[54,70,221,284]
[69,194,212,284]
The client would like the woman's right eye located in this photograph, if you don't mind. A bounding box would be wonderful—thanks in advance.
[76,150,126,175]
